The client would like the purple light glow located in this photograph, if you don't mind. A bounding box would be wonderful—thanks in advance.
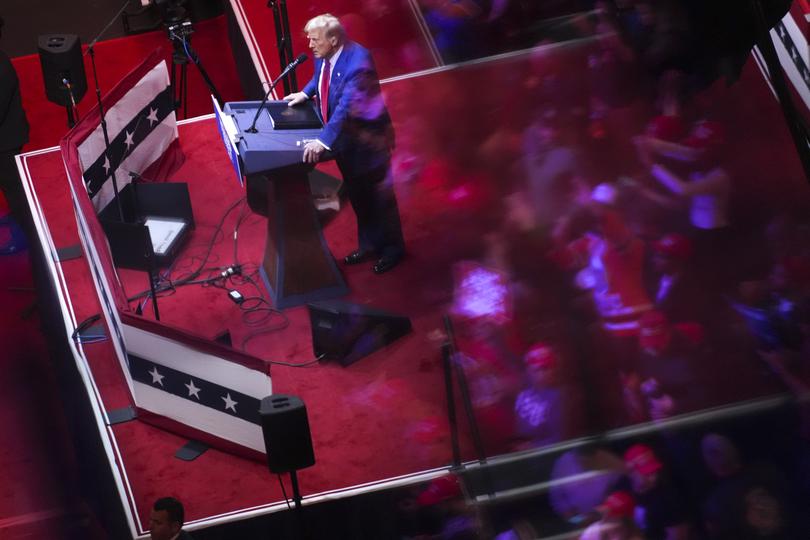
[452,263,510,321]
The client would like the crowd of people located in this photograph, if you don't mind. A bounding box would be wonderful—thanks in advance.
[398,417,810,539]
[385,1,810,538]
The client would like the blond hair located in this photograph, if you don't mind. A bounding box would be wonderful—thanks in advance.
[304,13,345,41]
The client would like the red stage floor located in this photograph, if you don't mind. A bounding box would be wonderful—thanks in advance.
[15,8,810,537]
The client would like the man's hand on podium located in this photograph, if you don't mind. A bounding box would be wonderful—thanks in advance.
[284,92,309,107]
[303,141,326,163]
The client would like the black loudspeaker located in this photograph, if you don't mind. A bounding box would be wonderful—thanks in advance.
[37,34,87,106]
[307,301,413,366]
[259,395,315,474]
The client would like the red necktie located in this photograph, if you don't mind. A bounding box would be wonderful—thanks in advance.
[320,60,331,123]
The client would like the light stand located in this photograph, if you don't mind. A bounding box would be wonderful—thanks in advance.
[166,21,224,118]
[268,0,298,94]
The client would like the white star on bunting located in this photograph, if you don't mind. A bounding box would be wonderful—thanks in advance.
[146,107,159,126]
[148,366,164,387]
[124,130,135,151]
[222,393,237,412]
[103,156,110,174]
[185,379,201,399]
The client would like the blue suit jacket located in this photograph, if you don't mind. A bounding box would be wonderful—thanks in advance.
[302,41,394,175]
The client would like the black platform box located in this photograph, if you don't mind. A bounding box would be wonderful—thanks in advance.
[97,182,194,271]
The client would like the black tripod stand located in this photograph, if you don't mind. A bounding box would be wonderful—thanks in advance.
[166,21,223,118]
[268,0,298,95]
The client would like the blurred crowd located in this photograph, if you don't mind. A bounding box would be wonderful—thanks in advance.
[377,0,809,538]
[396,419,810,539]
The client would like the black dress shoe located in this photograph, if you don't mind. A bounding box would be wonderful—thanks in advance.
[344,250,373,265]
[372,255,402,274]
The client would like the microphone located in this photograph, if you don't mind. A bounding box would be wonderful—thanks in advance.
[279,54,308,79]
[246,53,309,133]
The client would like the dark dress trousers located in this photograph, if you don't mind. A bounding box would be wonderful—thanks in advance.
[301,41,405,258]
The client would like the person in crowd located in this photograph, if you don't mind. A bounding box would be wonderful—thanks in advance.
[624,443,692,539]
[551,182,653,426]
[700,433,796,540]
[645,233,704,324]
[418,0,486,63]
[513,342,570,449]
[149,497,194,540]
[549,444,625,526]
[285,14,405,274]
[553,182,653,341]
[639,120,734,291]
[415,474,483,539]
[522,106,586,231]
[453,344,521,455]
[579,490,644,540]
[645,120,730,231]
[631,310,707,420]
[0,15,31,235]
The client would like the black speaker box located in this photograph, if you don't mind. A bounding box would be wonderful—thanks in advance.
[307,301,412,366]
[37,34,87,106]
[259,395,315,474]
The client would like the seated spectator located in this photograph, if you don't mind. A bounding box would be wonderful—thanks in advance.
[700,433,795,540]
[513,343,570,449]
[549,445,625,526]
[580,491,644,540]
[150,497,193,540]
[624,444,692,539]
[416,475,482,540]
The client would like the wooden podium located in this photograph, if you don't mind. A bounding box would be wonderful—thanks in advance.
[221,100,347,309]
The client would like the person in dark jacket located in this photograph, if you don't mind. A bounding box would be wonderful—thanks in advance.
[0,15,31,231]
[149,497,195,540]
[285,13,405,274]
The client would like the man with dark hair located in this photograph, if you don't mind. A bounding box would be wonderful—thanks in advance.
[150,497,194,540]
[285,13,405,275]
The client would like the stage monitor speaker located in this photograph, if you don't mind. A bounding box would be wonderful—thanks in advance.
[259,395,315,474]
[37,34,87,106]
[307,300,412,367]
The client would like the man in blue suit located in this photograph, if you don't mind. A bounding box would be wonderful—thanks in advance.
[285,14,405,274]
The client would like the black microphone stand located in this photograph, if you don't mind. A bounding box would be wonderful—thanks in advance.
[61,77,80,128]
[82,0,132,223]
[245,57,305,133]
[87,44,125,223]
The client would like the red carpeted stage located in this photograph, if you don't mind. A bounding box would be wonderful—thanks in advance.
[9,1,810,538]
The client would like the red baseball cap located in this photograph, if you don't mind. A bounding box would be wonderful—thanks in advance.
[416,475,462,506]
[682,120,725,149]
[524,343,557,369]
[624,444,663,475]
[652,233,693,260]
[598,491,636,519]
[646,114,687,142]
[640,310,668,334]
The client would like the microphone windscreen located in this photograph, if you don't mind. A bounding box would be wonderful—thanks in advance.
[296,53,308,64]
